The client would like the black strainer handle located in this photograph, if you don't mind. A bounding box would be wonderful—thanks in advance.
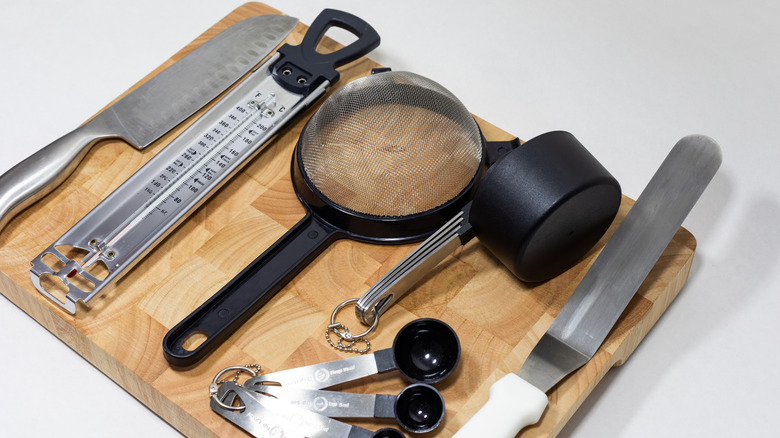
[272,9,381,94]
[162,213,340,367]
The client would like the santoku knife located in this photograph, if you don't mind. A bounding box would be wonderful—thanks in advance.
[454,135,722,437]
[0,13,299,233]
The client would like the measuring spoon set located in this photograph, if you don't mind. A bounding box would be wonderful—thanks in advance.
[210,319,459,437]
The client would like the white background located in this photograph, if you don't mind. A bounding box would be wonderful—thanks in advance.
[1,0,778,436]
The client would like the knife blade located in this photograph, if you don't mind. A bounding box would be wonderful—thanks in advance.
[0,13,298,233]
[454,135,722,437]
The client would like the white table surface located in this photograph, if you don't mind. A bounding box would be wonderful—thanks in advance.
[1,1,777,436]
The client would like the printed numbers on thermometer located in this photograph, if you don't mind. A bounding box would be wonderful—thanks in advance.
[139,92,281,222]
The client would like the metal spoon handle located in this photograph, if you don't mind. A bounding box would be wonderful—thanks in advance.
[212,382,355,438]
[244,349,396,390]
[259,386,395,418]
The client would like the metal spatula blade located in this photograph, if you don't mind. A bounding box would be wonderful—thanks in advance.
[454,135,722,437]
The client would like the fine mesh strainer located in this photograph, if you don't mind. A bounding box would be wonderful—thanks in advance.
[163,71,489,366]
[299,71,483,218]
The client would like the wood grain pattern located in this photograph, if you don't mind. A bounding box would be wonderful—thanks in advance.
[0,3,697,437]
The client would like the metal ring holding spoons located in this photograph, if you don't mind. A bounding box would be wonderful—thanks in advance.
[330,298,379,340]
[327,298,380,353]
[209,365,259,411]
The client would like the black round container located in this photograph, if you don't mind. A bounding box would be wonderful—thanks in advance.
[470,131,622,282]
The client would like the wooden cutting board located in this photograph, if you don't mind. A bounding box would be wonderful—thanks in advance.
[0,3,697,437]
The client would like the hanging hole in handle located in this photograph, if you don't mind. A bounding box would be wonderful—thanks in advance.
[39,272,69,304]
[315,26,360,55]
[181,330,209,351]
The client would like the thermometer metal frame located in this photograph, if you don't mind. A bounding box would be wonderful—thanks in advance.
[30,53,326,313]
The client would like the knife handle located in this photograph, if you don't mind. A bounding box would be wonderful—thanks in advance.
[454,374,548,438]
[0,119,110,233]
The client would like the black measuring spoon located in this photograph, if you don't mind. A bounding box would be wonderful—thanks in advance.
[243,318,460,390]
[259,383,445,433]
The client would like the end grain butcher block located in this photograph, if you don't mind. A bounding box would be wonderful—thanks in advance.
[0,3,697,437]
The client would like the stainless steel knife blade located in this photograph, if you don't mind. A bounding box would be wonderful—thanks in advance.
[0,13,298,233]
[454,135,722,437]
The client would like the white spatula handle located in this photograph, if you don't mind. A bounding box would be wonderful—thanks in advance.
[454,373,548,438]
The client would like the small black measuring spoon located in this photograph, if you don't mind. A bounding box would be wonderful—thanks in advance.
[243,318,460,390]
[213,382,406,438]
[259,383,445,434]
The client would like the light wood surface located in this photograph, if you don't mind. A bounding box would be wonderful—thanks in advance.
[0,3,696,437]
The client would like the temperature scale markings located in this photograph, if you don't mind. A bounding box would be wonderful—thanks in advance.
[86,93,279,264]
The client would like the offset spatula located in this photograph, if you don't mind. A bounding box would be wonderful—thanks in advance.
[0,13,299,233]
[454,135,722,437]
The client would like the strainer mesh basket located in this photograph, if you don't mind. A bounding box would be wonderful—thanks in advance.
[299,71,483,217]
